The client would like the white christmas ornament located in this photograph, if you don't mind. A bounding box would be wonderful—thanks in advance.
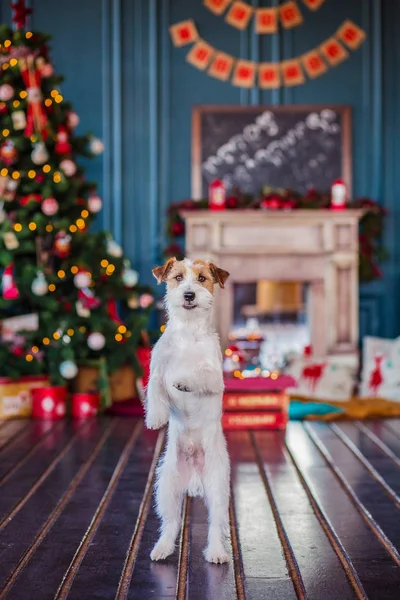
[139,294,154,309]
[31,271,48,296]
[60,159,77,177]
[11,110,26,131]
[89,137,104,155]
[0,84,14,101]
[6,179,18,191]
[76,300,90,318]
[127,295,139,309]
[87,332,106,351]
[31,142,49,165]
[107,239,123,258]
[74,270,91,289]
[42,197,59,216]
[88,195,102,213]
[59,360,78,379]
[122,268,138,288]
[67,112,80,128]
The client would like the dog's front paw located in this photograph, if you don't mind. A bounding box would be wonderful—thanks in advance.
[173,381,192,393]
[145,408,169,430]
[204,544,230,564]
[150,538,175,561]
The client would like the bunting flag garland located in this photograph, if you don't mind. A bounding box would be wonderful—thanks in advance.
[170,19,366,88]
[201,0,325,33]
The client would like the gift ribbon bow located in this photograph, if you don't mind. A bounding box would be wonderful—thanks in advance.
[19,57,48,140]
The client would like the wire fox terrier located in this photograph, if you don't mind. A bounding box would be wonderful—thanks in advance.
[145,257,231,564]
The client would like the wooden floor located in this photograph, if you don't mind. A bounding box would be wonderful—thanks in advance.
[0,418,399,599]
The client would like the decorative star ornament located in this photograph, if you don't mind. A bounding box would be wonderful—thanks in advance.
[11,0,32,30]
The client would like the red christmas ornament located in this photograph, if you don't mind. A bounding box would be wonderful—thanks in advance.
[226,196,239,209]
[171,221,184,236]
[20,193,42,207]
[209,179,226,211]
[35,173,45,183]
[11,0,32,29]
[71,393,99,418]
[31,386,67,420]
[2,263,19,300]
[53,231,71,259]
[55,125,72,155]
[261,195,281,210]
[137,347,151,390]
[1,140,17,165]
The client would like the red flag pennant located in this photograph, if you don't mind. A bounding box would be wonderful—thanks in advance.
[336,20,366,50]
[258,63,281,88]
[301,49,327,79]
[255,8,278,34]
[203,0,232,15]
[279,1,303,29]
[301,0,325,10]
[169,20,199,47]
[225,1,253,30]
[232,60,256,87]
[281,59,305,86]
[186,40,214,70]
[320,37,349,66]
[208,52,235,81]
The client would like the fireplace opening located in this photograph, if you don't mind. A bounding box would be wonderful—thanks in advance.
[230,281,310,371]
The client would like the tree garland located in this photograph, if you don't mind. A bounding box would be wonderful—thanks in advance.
[164,189,387,283]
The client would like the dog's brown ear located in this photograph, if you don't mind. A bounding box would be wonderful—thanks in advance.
[152,257,176,284]
[209,263,230,289]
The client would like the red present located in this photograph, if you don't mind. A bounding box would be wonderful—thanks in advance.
[31,386,67,420]
[71,393,99,418]
[0,374,50,419]
[137,347,151,389]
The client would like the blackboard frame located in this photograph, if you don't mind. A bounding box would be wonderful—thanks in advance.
[191,104,352,199]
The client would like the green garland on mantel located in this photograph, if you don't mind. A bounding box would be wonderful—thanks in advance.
[164,189,387,283]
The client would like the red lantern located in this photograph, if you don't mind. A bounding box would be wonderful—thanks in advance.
[31,386,67,419]
[209,179,226,211]
[71,393,99,418]
[331,179,347,210]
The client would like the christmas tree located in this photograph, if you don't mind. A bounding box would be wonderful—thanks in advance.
[0,12,154,388]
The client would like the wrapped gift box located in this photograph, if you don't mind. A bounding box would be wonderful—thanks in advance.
[0,375,50,419]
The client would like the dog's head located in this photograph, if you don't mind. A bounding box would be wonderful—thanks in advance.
[152,257,229,317]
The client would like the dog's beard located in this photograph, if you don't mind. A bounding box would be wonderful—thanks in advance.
[165,286,213,319]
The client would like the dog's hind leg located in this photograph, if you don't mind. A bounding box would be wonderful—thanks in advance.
[203,433,230,564]
[150,455,184,561]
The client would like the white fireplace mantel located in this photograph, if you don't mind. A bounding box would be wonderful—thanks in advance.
[180,209,364,360]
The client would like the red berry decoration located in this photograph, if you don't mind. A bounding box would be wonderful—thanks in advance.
[226,196,239,209]
[172,221,184,236]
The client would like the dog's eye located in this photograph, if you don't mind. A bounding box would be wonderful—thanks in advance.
[198,275,206,282]
[175,274,183,281]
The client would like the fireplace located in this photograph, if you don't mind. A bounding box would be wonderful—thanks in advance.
[180,209,364,364]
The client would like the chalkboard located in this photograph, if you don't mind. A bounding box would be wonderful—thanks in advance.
[191,105,351,198]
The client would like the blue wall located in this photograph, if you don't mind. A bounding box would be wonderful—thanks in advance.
[1,0,399,338]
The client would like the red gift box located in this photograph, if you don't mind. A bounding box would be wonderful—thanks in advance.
[71,393,99,418]
[31,386,67,420]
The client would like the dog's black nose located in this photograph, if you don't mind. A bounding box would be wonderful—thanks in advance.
[183,291,195,302]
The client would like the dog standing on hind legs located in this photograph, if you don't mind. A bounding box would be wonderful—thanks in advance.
[145,257,231,564]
